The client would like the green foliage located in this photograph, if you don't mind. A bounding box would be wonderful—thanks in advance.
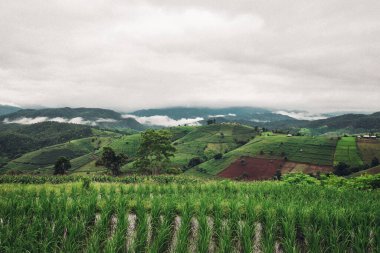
[283,173,380,190]
[187,157,203,168]
[98,147,128,176]
[214,153,223,160]
[134,129,176,174]
[282,173,320,185]
[54,156,71,175]
[164,167,182,175]
[81,177,91,189]
[334,162,350,176]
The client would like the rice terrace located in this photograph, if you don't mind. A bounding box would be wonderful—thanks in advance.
[1,0,380,252]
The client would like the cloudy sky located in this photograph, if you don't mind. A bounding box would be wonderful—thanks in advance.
[0,0,379,113]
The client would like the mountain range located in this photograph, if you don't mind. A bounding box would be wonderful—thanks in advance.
[1,105,379,133]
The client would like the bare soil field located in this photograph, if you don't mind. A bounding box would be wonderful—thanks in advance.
[218,156,283,180]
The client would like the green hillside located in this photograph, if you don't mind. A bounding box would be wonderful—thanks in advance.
[186,134,337,177]
[334,137,363,167]
[170,124,256,168]
[0,122,94,165]
[1,134,117,175]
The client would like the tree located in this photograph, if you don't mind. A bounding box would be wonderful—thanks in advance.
[214,153,223,160]
[134,129,176,175]
[98,147,128,176]
[54,156,71,175]
[188,157,203,168]
[371,157,379,167]
[334,162,350,176]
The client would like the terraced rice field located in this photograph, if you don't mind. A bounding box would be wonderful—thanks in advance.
[334,137,363,167]
[357,139,380,165]
[188,135,337,176]
[1,180,379,252]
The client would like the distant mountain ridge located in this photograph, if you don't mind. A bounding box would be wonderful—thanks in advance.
[1,106,380,132]
[130,106,292,122]
[0,107,145,131]
[0,105,21,116]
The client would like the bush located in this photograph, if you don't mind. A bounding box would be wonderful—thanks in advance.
[371,157,379,167]
[282,173,320,185]
[214,153,223,160]
[334,162,350,176]
[188,157,203,168]
[165,167,182,175]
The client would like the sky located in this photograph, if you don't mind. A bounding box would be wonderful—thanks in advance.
[0,0,379,113]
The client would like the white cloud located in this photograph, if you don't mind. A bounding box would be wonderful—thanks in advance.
[95,118,117,123]
[123,114,203,126]
[3,117,48,124]
[208,114,226,118]
[3,117,115,126]
[275,111,327,121]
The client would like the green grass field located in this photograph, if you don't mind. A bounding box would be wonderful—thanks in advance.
[334,137,364,167]
[1,177,379,252]
[187,134,337,176]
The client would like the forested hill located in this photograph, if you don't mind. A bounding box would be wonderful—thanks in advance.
[305,112,380,130]
[0,122,93,161]
[0,107,121,120]
[0,105,21,116]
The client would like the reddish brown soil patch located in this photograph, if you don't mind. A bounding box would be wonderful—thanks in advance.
[281,162,333,175]
[218,157,284,180]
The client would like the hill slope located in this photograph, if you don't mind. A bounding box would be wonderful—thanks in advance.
[186,134,337,177]
[0,122,94,165]
[0,105,21,116]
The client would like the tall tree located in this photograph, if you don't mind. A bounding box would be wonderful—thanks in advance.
[99,147,128,176]
[134,129,176,175]
[54,156,71,175]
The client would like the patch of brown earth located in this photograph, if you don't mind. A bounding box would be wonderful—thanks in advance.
[218,157,284,180]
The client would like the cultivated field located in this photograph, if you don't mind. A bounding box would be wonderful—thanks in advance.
[357,138,380,165]
[188,135,337,177]
[1,178,379,252]
[334,137,363,167]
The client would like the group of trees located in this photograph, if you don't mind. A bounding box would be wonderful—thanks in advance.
[334,157,379,176]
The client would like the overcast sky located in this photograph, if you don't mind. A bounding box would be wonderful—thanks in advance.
[0,0,379,113]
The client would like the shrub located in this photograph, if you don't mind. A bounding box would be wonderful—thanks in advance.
[214,153,223,160]
[165,167,182,175]
[188,157,203,168]
[334,162,350,176]
[371,157,379,167]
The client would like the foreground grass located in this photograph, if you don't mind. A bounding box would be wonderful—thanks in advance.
[0,178,379,252]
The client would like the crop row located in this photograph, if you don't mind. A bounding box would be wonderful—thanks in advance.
[1,181,379,252]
